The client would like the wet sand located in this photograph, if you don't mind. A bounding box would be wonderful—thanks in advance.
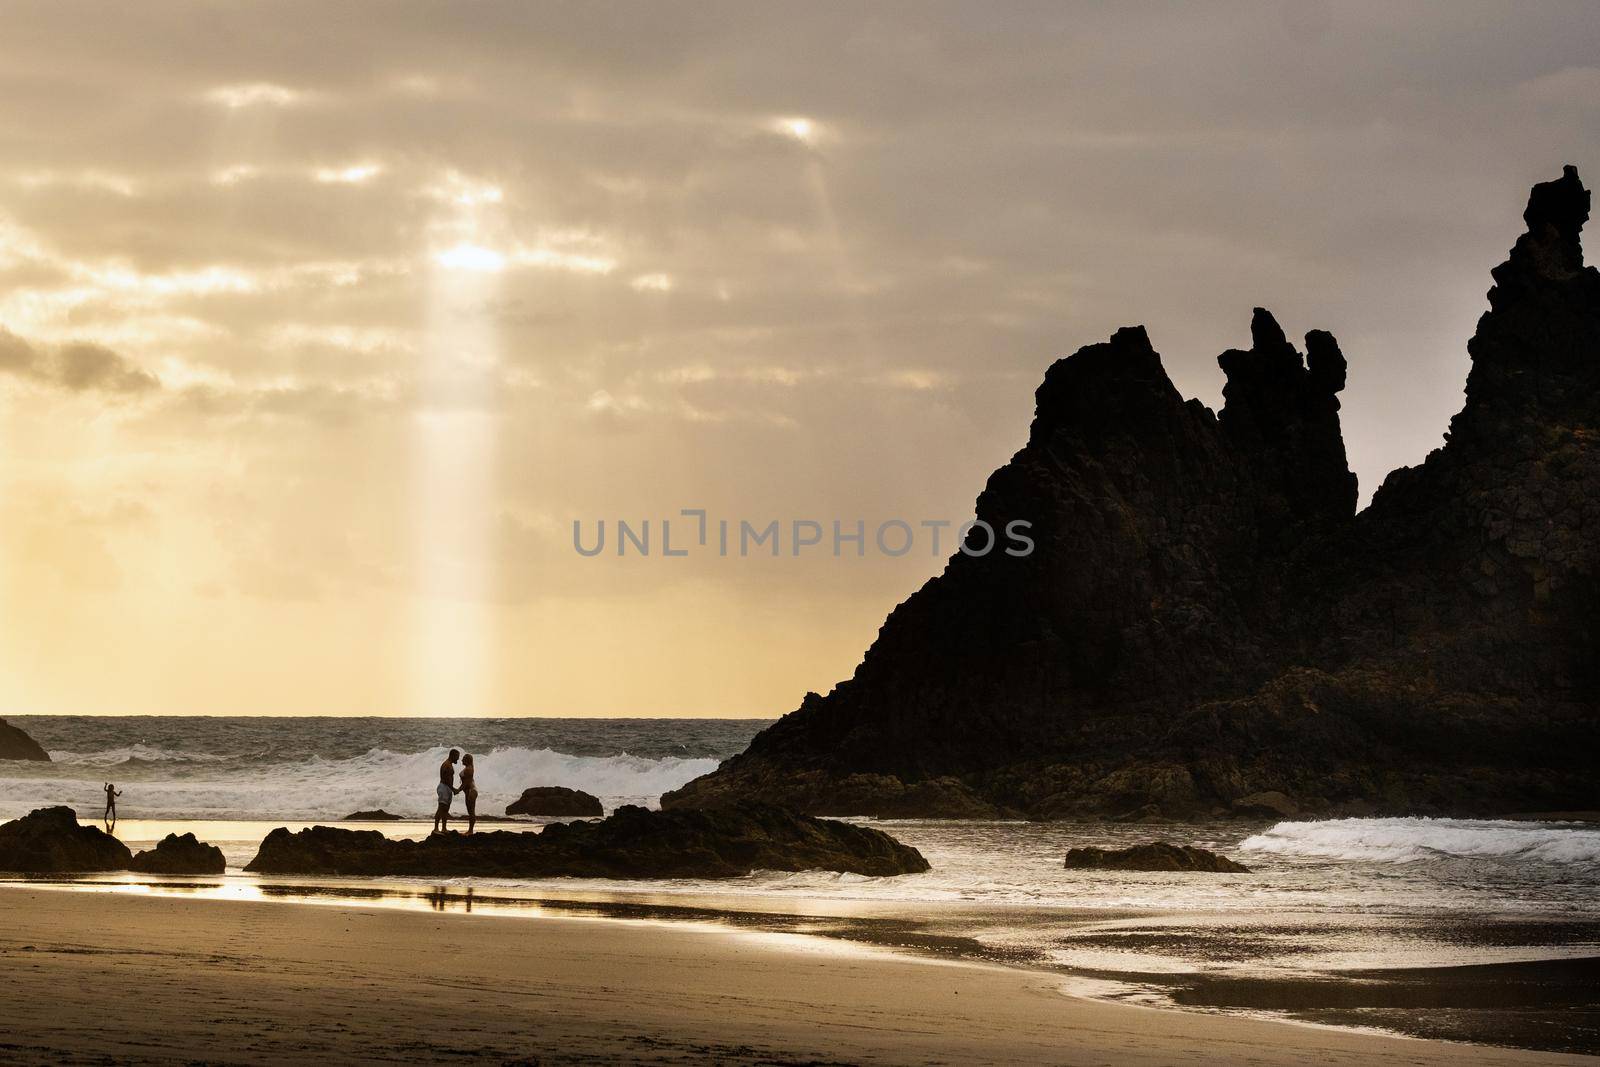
[1161,956,1600,1055]
[0,886,1592,1065]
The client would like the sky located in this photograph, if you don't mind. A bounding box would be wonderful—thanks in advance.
[1,2,1597,716]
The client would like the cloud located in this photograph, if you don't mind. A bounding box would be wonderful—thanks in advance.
[1515,66,1600,106]
[203,82,306,109]
[2,2,1599,714]
[0,328,160,394]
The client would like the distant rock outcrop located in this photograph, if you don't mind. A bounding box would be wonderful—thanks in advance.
[0,807,131,872]
[0,719,49,762]
[505,787,603,818]
[130,832,226,874]
[1064,842,1250,873]
[244,804,929,878]
[343,809,405,821]
[665,166,1599,821]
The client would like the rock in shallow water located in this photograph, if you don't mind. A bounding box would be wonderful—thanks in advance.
[130,832,226,874]
[0,718,49,762]
[1231,791,1299,820]
[244,804,930,878]
[0,807,131,872]
[505,786,603,818]
[1064,842,1250,873]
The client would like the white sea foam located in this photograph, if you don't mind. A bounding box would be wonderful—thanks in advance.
[1238,817,1600,866]
[0,745,720,821]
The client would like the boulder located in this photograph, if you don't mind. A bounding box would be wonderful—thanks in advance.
[129,832,226,874]
[505,787,603,818]
[245,803,930,879]
[0,806,131,872]
[1064,842,1250,873]
[665,167,1600,821]
[1231,791,1299,819]
[0,719,49,762]
[343,809,405,821]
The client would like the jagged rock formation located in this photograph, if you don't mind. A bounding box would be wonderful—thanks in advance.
[0,807,131,872]
[665,166,1598,821]
[1064,842,1250,873]
[129,832,226,874]
[342,809,404,821]
[505,786,604,817]
[0,719,49,761]
[244,804,929,878]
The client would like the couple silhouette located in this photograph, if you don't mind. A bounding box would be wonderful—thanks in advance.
[432,750,478,835]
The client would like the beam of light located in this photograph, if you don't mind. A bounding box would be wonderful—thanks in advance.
[434,243,506,273]
[410,181,505,716]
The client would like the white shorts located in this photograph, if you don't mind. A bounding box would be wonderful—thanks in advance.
[436,783,453,806]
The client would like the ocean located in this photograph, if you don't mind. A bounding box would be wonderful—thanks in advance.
[3,714,1598,1054]
[0,715,755,820]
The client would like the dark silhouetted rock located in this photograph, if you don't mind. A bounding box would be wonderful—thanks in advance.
[505,786,604,818]
[130,832,226,874]
[1064,842,1250,873]
[665,167,1600,821]
[243,804,929,878]
[0,719,49,762]
[1231,791,1299,819]
[0,807,131,872]
[343,809,405,821]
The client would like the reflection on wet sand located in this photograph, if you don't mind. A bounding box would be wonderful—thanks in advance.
[6,846,1600,1056]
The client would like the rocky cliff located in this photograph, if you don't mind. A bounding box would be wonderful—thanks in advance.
[664,166,1599,821]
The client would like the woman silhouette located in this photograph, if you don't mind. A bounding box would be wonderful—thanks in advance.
[460,754,478,835]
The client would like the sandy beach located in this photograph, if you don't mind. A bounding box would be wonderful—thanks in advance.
[0,886,1590,1066]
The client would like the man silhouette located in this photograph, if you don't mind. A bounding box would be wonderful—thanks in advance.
[433,750,460,834]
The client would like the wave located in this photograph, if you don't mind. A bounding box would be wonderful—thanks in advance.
[48,745,267,767]
[0,745,720,821]
[1238,817,1600,866]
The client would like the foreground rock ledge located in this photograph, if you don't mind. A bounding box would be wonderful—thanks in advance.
[0,807,131,872]
[1064,842,1250,873]
[244,804,930,878]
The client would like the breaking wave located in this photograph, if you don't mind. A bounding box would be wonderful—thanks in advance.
[48,745,265,767]
[1238,817,1600,867]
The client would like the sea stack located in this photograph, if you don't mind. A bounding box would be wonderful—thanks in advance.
[0,718,49,762]
[664,167,1599,822]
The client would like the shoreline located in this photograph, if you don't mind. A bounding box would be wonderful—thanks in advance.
[2,885,1594,1065]
[5,808,1599,1056]
[3,877,1598,1061]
